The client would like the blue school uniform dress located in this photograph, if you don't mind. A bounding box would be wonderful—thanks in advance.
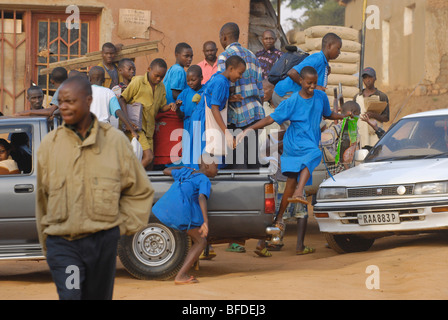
[178,86,205,165]
[187,72,230,169]
[270,89,332,185]
[163,63,187,104]
[274,51,329,98]
[152,167,211,231]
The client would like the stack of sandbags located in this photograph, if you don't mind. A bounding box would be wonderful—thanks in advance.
[288,25,361,105]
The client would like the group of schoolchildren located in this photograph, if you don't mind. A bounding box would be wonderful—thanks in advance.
[8,22,390,286]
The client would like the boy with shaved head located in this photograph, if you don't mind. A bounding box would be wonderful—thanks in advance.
[89,66,152,168]
[272,32,342,108]
[36,76,154,300]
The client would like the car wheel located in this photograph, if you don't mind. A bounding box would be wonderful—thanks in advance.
[118,216,190,280]
[325,233,375,254]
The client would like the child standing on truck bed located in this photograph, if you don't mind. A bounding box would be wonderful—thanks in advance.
[186,55,246,169]
[152,153,218,284]
[237,66,349,254]
[172,65,205,166]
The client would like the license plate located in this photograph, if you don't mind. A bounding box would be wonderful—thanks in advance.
[358,212,400,226]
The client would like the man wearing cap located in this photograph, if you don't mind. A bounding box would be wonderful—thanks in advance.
[354,67,390,148]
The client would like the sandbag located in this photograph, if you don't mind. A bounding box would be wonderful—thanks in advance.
[329,63,359,75]
[326,85,360,99]
[327,74,359,86]
[305,38,361,53]
[308,50,360,63]
[292,31,305,45]
[305,25,360,42]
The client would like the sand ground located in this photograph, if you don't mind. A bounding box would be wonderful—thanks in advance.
[1,216,447,301]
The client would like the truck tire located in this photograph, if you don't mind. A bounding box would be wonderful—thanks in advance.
[325,233,375,254]
[117,216,190,280]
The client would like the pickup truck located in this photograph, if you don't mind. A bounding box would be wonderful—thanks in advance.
[0,116,280,280]
[314,109,448,253]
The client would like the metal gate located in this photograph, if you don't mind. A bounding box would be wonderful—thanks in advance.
[32,13,99,104]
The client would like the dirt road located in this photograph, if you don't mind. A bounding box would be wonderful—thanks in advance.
[1,217,448,301]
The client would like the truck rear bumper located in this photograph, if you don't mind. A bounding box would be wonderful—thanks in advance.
[207,212,278,243]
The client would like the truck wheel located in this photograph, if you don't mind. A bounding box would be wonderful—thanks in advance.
[325,233,375,254]
[117,217,190,280]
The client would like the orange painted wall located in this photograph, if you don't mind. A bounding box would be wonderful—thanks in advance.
[102,0,251,75]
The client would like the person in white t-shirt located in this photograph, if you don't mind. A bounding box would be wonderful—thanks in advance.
[88,66,138,137]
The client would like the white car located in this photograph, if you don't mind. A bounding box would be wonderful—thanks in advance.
[314,108,448,253]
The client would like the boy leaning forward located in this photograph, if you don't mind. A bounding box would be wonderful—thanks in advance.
[120,69,168,164]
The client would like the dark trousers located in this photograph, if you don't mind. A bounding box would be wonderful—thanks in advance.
[227,121,261,169]
[45,226,120,300]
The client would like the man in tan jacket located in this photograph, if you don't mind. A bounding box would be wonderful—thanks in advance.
[36,76,154,300]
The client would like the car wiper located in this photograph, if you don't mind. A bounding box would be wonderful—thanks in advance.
[423,152,448,159]
[369,157,404,162]
[369,155,427,162]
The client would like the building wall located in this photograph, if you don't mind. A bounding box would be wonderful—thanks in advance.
[344,0,427,89]
[0,0,251,78]
[424,0,448,85]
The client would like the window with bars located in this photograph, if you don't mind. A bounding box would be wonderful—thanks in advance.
[32,13,99,100]
[0,10,98,115]
[36,20,89,92]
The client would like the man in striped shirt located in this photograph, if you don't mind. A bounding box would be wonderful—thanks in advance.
[217,22,265,169]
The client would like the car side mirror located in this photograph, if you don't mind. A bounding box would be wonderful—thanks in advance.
[355,149,369,162]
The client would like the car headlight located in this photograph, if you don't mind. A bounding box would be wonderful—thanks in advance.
[317,187,347,200]
[414,182,448,195]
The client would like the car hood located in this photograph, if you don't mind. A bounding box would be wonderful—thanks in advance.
[321,158,448,187]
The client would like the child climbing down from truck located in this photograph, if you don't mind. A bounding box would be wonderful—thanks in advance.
[237,66,350,254]
[151,153,219,284]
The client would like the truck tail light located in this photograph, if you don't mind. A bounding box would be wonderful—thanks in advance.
[314,212,329,218]
[264,183,276,214]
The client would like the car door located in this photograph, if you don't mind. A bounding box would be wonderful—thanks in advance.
[0,121,40,254]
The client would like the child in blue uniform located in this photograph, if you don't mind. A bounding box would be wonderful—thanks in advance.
[187,55,246,169]
[152,153,219,284]
[272,33,342,107]
[164,42,193,104]
[174,65,205,166]
[237,66,351,254]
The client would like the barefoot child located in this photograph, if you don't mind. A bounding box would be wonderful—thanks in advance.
[152,153,219,284]
[237,66,350,254]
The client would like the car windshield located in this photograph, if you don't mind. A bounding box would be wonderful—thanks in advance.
[365,114,448,162]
